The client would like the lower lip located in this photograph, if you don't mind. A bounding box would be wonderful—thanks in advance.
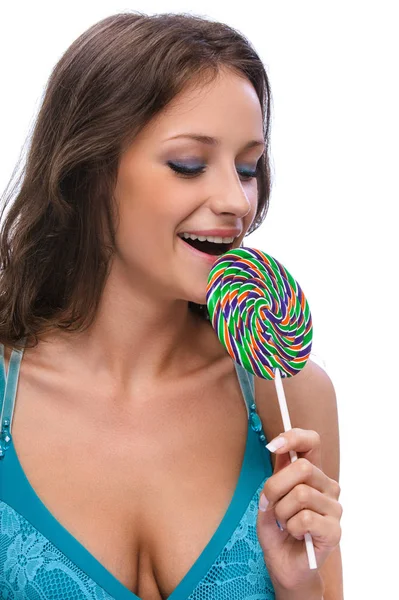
[177,236,222,265]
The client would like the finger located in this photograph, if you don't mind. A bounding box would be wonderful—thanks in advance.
[263,458,338,509]
[266,428,322,467]
[274,484,343,530]
[285,510,342,547]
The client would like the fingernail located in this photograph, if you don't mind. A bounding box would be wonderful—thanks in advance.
[266,436,286,452]
[259,493,269,512]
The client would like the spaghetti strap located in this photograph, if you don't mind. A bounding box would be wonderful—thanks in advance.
[0,341,25,459]
[0,344,6,392]
[233,361,254,417]
[233,361,268,444]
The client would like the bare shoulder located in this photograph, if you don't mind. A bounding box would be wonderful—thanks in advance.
[254,359,340,481]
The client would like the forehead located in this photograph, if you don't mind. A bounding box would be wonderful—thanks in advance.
[137,69,264,146]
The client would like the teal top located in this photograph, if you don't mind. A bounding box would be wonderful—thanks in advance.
[0,342,276,599]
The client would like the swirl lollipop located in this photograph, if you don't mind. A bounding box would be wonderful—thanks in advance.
[206,247,313,379]
[206,247,317,570]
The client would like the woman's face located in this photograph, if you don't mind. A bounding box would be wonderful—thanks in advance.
[113,68,265,306]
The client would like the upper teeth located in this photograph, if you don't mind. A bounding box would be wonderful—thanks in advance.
[179,233,235,244]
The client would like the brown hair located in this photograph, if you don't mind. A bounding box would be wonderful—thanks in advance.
[0,11,273,349]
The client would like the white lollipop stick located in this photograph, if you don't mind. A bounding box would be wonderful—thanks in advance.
[273,368,318,570]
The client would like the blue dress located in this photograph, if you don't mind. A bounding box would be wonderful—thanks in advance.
[0,342,276,599]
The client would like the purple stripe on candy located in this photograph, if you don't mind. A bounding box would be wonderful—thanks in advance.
[230,294,238,311]
[283,277,291,295]
[253,345,275,369]
[247,290,259,301]
[278,346,296,361]
[250,354,264,378]
[266,312,279,325]
[230,333,241,363]
[296,347,311,359]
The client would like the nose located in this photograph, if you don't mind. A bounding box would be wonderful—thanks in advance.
[207,164,253,219]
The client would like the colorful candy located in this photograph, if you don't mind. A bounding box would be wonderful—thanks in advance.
[206,247,313,379]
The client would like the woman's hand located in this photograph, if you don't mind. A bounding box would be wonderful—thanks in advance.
[257,428,342,591]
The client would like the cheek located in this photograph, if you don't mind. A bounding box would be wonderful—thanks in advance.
[114,189,181,265]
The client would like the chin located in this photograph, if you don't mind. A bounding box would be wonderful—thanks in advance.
[184,286,207,309]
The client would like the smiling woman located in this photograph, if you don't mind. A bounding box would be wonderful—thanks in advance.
[0,9,342,600]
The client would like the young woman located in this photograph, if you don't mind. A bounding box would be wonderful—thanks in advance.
[0,12,343,600]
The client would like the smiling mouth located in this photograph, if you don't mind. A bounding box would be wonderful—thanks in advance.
[178,235,235,255]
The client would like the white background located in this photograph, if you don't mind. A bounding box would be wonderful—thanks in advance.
[1,1,398,596]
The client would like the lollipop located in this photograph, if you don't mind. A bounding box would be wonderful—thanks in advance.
[206,247,313,380]
[206,247,317,570]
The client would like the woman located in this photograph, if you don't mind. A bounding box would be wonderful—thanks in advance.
[0,11,343,600]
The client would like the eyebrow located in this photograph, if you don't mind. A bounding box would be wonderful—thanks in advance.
[163,133,265,150]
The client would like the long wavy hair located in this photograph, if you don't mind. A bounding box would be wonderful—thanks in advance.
[0,11,273,349]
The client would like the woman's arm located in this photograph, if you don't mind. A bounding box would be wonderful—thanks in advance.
[255,360,343,599]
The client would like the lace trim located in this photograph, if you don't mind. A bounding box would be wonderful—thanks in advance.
[1,480,274,600]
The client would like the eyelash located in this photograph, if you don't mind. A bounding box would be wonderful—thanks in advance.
[167,162,259,180]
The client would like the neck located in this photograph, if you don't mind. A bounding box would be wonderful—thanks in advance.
[36,265,206,388]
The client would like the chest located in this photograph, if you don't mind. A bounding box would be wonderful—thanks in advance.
[10,361,249,599]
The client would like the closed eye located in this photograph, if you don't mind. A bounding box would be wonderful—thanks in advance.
[168,162,206,176]
[167,161,258,180]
